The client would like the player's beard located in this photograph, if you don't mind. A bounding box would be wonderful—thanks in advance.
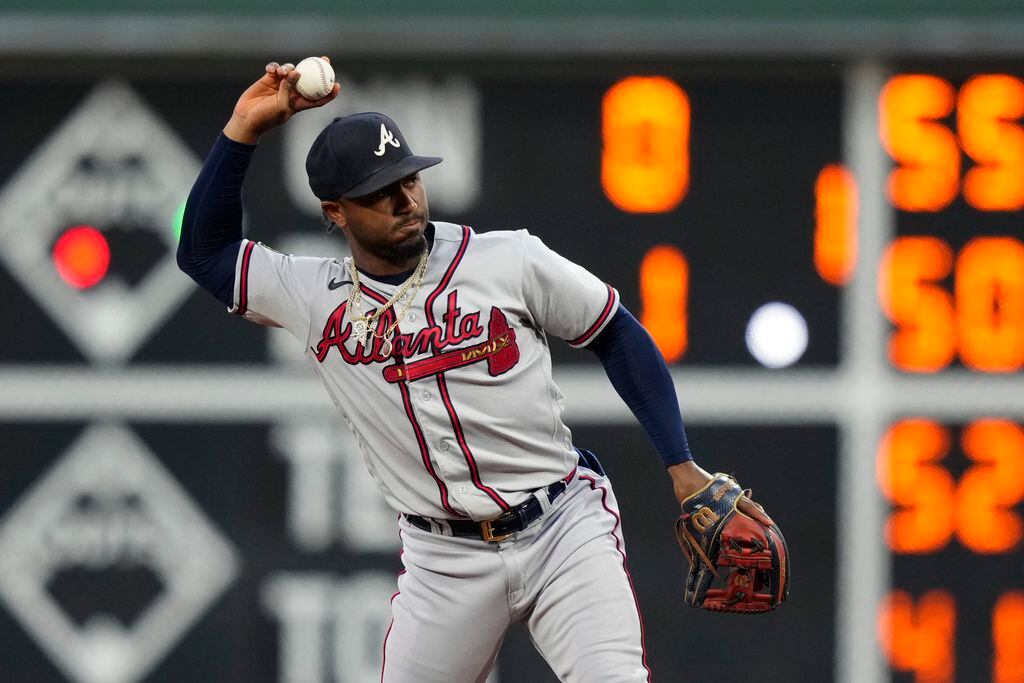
[385,212,430,264]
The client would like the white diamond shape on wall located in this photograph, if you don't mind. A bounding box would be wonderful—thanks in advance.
[0,425,240,683]
[0,80,201,362]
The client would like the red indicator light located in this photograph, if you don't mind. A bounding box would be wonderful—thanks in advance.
[53,225,110,289]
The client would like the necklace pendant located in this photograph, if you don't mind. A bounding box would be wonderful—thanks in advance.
[352,320,369,347]
[380,335,394,357]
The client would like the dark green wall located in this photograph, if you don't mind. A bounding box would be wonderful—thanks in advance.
[5,0,1023,19]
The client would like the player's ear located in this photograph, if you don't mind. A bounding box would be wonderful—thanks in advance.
[320,200,347,230]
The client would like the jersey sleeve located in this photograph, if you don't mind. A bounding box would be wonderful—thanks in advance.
[520,231,620,348]
[229,239,331,338]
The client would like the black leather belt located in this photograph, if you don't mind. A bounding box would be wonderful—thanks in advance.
[405,479,569,542]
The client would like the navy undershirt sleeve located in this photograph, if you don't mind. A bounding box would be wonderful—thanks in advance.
[587,305,693,467]
[176,133,256,307]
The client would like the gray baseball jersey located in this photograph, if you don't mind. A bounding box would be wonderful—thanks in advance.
[230,221,620,521]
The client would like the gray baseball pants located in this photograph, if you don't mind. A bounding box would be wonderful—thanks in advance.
[381,466,651,682]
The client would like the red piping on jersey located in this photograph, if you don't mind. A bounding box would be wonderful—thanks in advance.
[567,283,616,347]
[361,283,457,516]
[434,375,510,511]
[234,240,256,316]
[578,473,653,682]
[423,225,472,320]
[423,226,511,512]
[397,378,457,515]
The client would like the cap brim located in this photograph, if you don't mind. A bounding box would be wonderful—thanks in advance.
[341,156,443,199]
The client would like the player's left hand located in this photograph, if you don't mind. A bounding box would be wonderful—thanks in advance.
[673,470,790,614]
[669,462,773,525]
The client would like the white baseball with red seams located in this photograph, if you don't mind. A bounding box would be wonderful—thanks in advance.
[228,221,651,681]
[294,56,335,100]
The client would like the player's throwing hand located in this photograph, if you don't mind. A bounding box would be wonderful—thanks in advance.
[225,58,341,144]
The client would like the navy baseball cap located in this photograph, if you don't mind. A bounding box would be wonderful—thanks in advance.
[305,112,443,200]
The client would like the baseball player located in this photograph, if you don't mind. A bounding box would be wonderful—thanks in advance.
[178,60,787,682]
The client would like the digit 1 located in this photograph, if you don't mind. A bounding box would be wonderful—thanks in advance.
[601,76,690,213]
[813,163,858,286]
[639,245,688,362]
[994,591,1024,683]
[878,590,956,683]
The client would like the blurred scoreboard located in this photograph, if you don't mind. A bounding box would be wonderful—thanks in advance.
[0,56,1021,683]
[879,419,1024,683]
[881,69,1024,374]
[0,60,844,368]
[875,65,1024,683]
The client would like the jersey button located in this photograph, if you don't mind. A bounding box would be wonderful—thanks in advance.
[459,486,468,494]
[438,440,450,451]
[408,313,417,321]
[421,391,431,402]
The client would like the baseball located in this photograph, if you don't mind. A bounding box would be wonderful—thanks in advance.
[294,56,335,100]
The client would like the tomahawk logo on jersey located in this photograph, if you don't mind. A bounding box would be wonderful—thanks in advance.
[230,222,619,521]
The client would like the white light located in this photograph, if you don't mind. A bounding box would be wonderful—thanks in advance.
[745,302,809,368]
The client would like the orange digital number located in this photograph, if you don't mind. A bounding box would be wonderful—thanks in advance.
[958,75,1024,211]
[879,590,956,683]
[881,236,1024,373]
[877,420,956,553]
[814,163,858,286]
[955,237,1024,372]
[881,591,1024,683]
[994,591,1024,683]
[879,75,960,212]
[879,237,956,372]
[879,419,1024,554]
[601,76,690,213]
[639,245,688,362]
[958,420,1024,554]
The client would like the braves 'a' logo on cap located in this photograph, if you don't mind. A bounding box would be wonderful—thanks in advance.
[374,124,401,157]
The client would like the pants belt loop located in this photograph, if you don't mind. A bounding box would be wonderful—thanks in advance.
[533,486,554,517]
[535,474,571,518]
[430,518,452,536]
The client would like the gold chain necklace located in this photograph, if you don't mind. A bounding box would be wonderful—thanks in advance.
[345,246,429,356]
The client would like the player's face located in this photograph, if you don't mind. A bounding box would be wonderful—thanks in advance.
[329,174,430,272]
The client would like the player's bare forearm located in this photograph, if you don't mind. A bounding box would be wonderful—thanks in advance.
[667,461,714,502]
[223,59,340,145]
[223,114,261,145]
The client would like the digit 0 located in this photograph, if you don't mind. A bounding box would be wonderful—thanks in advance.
[639,245,688,362]
[601,76,690,213]
[955,238,1024,372]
